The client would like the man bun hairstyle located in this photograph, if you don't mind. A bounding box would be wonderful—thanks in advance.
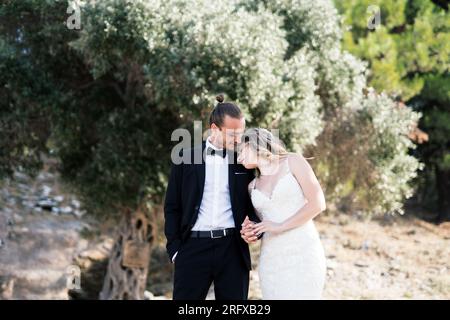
[209,93,242,127]
[216,94,224,103]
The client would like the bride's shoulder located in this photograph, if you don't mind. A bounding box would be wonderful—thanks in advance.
[286,152,304,165]
[286,152,302,159]
[286,152,312,174]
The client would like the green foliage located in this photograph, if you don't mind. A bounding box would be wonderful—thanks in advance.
[337,0,449,99]
[335,0,449,217]
[359,90,423,214]
[0,0,426,217]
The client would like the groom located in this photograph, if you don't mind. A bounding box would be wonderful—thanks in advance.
[164,98,261,300]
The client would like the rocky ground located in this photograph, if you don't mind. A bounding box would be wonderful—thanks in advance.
[1,167,448,300]
[0,168,93,299]
[315,213,449,299]
[147,210,450,300]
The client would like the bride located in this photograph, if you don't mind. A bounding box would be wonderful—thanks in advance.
[238,128,327,300]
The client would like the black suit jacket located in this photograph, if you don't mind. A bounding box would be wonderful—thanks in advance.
[164,141,260,270]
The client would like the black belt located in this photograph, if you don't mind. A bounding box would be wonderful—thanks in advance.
[190,228,235,239]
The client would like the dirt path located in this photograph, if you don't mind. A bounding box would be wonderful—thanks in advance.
[242,214,449,300]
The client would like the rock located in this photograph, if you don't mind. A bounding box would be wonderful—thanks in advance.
[13,214,24,224]
[152,295,169,300]
[79,249,108,261]
[60,206,73,214]
[13,172,28,181]
[22,200,35,208]
[0,277,15,299]
[41,185,52,197]
[101,239,114,251]
[327,260,338,270]
[0,164,100,300]
[144,290,154,300]
[338,216,350,226]
[74,257,92,270]
[17,183,29,192]
[37,172,46,180]
[354,262,369,268]
[361,240,370,251]
[71,200,81,209]
[403,291,413,298]
[343,239,360,250]
[388,265,401,275]
[73,210,86,218]
[38,199,57,211]
[3,207,13,214]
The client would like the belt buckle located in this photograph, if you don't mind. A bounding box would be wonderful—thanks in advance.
[210,229,226,239]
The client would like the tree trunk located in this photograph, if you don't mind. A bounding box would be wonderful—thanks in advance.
[436,165,450,223]
[99,206,154,300]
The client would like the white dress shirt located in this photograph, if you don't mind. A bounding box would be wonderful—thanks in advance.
[191,137,235,231]
[172,137,235,262]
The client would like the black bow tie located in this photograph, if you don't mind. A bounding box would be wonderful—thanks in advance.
[206,146,226,158]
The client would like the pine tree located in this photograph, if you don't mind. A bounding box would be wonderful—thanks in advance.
[336,0,449,221]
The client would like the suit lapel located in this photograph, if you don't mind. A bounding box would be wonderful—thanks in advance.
[195,142,206,199]
[227,150,237,216]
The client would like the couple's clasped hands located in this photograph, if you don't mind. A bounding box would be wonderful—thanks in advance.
[240,216,283,243]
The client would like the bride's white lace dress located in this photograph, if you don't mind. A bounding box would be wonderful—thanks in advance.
[250,158,326,299]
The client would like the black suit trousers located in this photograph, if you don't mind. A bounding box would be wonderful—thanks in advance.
[173,234,249,300]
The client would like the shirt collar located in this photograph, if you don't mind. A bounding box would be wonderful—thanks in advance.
[206,136,224,151]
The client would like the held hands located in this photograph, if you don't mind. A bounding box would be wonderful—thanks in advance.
[240,216,284,243]
[253,220,284,236]
[240,216,258,243]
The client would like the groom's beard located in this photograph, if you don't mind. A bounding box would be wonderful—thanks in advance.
[226,142,238,152]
